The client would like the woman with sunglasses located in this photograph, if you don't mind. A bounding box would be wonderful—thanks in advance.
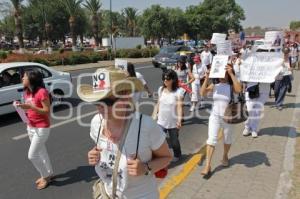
[154,69,183,162]
[200,64,242,177]
[78,67,172,199]
[16,70,53,190]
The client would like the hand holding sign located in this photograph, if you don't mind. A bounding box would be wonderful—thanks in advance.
[209,55,229,78]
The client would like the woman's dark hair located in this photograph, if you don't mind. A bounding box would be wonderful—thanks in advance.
[176,56,187,70]
[24,70,46,96]
[162,69,179,91]
[127,62,136,77]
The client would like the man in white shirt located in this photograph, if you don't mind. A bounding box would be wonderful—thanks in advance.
[201,45,213,68]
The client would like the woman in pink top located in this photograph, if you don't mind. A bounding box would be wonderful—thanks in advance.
[17,71,53,190]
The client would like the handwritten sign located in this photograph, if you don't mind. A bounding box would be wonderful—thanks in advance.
[93,71,111,93]
[209,55,229,78]
[115,59,128,71]
[240,52,283,83]
[211,33,227,45]
[217,40,233,56]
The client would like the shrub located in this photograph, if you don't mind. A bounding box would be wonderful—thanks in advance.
[127,49,142,58]
[32,58,50,66]
[69,53,91,65]
[0,51,7,60]
[136,44,142,49]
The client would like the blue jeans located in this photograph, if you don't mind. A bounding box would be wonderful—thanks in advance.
[159,126,182,158]
[274,75,291,107]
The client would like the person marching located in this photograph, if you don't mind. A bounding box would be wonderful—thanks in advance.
[16,70,53,190]
[200,64,242,177]
[201,45,213,69]
[79,67,172,199]
[190,55,207,112]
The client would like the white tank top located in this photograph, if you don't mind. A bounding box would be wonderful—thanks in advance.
[212,83,231,116]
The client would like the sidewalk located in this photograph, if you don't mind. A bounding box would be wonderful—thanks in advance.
[165,70,300,199]
[51,58,152,72]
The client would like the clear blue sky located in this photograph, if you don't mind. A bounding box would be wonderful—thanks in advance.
[101,0,300,28]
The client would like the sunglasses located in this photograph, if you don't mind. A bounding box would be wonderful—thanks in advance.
[162,76,172,81]
[95,98,119,106]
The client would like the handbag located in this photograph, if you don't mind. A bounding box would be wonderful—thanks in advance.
[93,115,132,199]
[136,114,168,179]
[247,84,260,99]
[223,86,248,124]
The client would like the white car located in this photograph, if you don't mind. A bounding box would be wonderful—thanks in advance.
[0,62,72,115]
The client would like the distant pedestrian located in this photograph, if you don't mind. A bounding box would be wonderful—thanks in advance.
[201,45,213,68]
[154,69,183,162]
[200,64,242,177]
[17,70,53,190]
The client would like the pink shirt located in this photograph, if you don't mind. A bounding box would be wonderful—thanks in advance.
[24,88,50,128]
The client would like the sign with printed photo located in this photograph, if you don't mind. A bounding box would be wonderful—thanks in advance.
[240,52,283,83]
[93,71,111,92]
[217,40,233,56]
[209,55,229,78]
[115,59,128,71]
[264,31,284,47]
[211,33,227,45]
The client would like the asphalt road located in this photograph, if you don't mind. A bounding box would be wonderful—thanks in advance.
[0,63,210,199]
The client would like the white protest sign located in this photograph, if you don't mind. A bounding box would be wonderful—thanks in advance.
[240,52,283,83]
[13,101,29,124]
[209,55,229,78]
[211,33,227,45]
[115,59,128,71]
[264,31,283,47]
[217,40,233,56]
[93,71,111,93]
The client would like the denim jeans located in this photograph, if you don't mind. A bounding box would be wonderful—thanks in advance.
[274,75,291,107]
[159,126,181,158]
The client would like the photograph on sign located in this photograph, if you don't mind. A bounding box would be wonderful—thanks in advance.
[264,31,284,47]
[217,40,233,56]
[209,55,229,78]
[240,52,283,83]
[211,33,227,44]
[115,59,128,71]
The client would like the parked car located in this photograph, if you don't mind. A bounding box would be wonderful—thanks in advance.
[152,45,194,68]
[0,62,72,115]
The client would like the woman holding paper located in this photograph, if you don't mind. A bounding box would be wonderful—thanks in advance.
[200,64,242,177]
[17,71,53,190]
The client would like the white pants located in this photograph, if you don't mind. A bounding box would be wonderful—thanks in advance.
[191,82,201,102]
[245,92,269,132]
[27,126,53,178]
[207,114,234,146]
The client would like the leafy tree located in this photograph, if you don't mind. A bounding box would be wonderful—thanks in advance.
[122,7,138,37]
[10,0,24,49]
[0,15,15,43]
[290,21,300,31]
[165,7,188,42]
[84,0,102,46]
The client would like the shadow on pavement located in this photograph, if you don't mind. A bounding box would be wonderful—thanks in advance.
[50,166,98,187]
[168,154,194,169]
[260,126,299,138]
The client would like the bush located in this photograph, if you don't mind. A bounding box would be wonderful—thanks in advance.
[33,57,50,66]
[0,51,7,60]
[136,44,142,49]
[127,49,142,58]
[69,53,91,65]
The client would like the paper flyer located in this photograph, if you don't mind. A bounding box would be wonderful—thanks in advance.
[13,101,29,124]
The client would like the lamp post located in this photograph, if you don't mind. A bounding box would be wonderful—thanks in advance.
[110,0,113,60]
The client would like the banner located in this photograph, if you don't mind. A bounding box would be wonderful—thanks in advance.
[115,59,128,71]
[209,55,229,78]
[264,31,284,47]
[211,33,227,44]
[240,52,283,83]
[217,40,233,56]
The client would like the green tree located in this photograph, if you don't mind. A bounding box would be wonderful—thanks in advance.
[10,0,24,49]
[123,7,138,37]
[0,15,15,43]
[165,7,188,42]
[60,0,83,50]
[290,21,300,31]
[139,5,169,41]
[84,0,102,46]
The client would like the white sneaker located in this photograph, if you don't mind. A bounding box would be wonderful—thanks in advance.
[251,131,258,138]
[171,157,180,162]
[242,128,251,136]
[189,105,195,112]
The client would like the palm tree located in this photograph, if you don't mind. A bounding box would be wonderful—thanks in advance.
[10,0,24,50]
[60,0,83,50]
[84,0,101,47]
[123,7,138,37]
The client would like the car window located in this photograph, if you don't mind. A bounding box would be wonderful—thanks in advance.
[160,47,178,54]
[0,68,21,87]
[23,66,52,78]
[179,46,191,51]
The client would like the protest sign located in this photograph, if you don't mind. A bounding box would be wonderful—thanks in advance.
[217,40,233,56]
[240,52,283,83]
[264,31,284,47]
[13,101,29,124]
[209,55,229,78]
[211,33,227,44]
[115,59,128,71]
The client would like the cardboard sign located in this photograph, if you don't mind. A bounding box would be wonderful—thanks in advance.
[13,101,29,124]
[93,71,111,93]
[240,52,283,83]
[211,33,227,45]
[209,55,229,78]
[115,59,128,71]
[264,31,284,47]
[217,40,233,56]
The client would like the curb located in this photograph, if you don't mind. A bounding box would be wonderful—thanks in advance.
[159,129,224,199]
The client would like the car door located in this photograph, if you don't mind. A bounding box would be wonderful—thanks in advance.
[0,67,23,115]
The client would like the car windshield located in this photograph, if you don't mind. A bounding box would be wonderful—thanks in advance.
[159,47,179,54]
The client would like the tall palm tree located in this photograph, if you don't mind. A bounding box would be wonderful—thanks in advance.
[123,7,138,37]
[60,0,83,50]
[10,0,24,50]
[84,0,101,47]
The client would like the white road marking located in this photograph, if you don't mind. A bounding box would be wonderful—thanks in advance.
[12,111,97,141]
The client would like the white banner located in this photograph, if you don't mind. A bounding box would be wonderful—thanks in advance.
[264,31,284,47]
[115,59,128,71]
[240,52,283,83]
[217,40,233,56]
[209,55,229,78]
[211,33,227,45]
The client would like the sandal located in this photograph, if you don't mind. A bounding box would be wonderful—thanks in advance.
[221,159,229,167]
[36,176,52,190]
